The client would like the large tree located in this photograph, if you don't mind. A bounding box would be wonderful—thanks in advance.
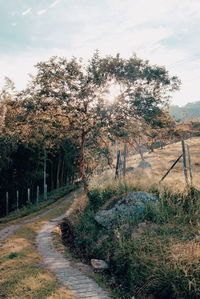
[15,53,180,191]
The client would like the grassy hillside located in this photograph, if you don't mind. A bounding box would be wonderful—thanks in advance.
[90,137,200,191]
[60,139,200,298]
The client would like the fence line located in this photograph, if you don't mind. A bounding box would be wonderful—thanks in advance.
[2,182,72,217]
[187,144,193,185]
[181,140,189,186]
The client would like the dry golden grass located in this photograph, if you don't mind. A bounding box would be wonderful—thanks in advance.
[46,287,74,299]
[0,197,75,299]
[171,241,200,263]
[65,192,88,225]
[90,137,200,192]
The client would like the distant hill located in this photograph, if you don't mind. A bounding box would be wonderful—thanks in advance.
[169,101,200,121]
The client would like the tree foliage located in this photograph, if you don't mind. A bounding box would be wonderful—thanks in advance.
[0,52,180,215]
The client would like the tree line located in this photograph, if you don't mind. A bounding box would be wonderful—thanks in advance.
[0,52,181,216]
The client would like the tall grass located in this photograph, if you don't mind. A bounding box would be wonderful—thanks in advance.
[90,137,200,192]
[61,181,200,298]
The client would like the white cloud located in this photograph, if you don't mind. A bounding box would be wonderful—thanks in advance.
[107,0,200,26]
[11,23,17,27]
[37,9,47,15]
[22,8,32,16]
[2,0,200,106]
[50,0,61,8]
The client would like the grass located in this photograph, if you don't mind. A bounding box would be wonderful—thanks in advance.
[0,192,76,299]
[89,137,200,192]
[61,181,200,299]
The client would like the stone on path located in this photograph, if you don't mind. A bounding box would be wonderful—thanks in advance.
[91,259,109,270]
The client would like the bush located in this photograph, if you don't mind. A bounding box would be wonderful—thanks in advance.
[62,182,200,298]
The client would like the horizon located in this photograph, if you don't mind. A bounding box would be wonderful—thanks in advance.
[1,0,200,107]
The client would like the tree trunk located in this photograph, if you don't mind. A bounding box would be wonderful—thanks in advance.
[115,150,121,179]
[149,143,154,152]
[56,153,61,189]
[138,147,145,161]
[123,143,127,177]
[60,158,65,187]
[80,129,88,193]
[44,148,47,200]
[50,161,54,190]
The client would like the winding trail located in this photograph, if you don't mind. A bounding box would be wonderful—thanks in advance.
[0,192,75,243]
[37,199,110,298]
[0,190,111,299]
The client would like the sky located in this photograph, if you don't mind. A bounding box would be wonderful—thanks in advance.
[1,0,200,106]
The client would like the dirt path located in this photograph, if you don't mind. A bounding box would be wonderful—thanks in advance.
[0,191,76,243]
[37,196,110,299]
[0,190,110,299]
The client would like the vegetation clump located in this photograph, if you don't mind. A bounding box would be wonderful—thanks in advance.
[61,182,200,299]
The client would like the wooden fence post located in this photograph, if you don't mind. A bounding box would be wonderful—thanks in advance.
[181,140,189,186]
[36,186,39,204]
[187,144,193,185]
[6,192,8,215]
[115,150,121,179]
[16,190,19,211]
[27,188,30,203]
[44,184,47,200]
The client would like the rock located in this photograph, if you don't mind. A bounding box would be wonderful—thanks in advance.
[95,192,158,229]
[91,259,109,270]
[126,166,134,172]
[138,160,151,169]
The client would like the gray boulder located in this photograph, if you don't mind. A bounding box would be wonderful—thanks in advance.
[95,192,158,229]
[126,166,135,172]
[138,160,151,169]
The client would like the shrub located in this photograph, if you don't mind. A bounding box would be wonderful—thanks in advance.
[62,182,200,298]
